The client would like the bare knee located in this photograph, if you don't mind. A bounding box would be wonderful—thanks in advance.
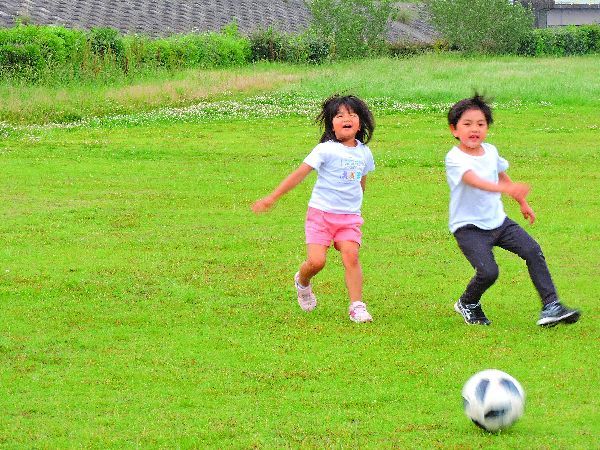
[341,248,360,269]
[307,255,326,272]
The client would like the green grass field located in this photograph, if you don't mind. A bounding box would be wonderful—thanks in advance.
[0,54,598,447]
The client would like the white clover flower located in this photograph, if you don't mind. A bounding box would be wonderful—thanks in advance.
[5,94,549,135]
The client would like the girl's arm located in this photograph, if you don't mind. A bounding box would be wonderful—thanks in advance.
[360,175,367,193]
[252,163,314,213]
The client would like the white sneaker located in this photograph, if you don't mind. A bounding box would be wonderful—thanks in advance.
[295,272,317,312]
[349,301,372,323]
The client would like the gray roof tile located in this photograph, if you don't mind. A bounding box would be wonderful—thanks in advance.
[0,1,436,42]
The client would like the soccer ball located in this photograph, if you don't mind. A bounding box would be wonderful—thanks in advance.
[462,369,525,432]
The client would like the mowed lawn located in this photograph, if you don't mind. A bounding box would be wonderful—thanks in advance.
[0,100,597,447]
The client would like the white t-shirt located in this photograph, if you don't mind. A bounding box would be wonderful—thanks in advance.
[445,143,509,233]
[303,140,375,214]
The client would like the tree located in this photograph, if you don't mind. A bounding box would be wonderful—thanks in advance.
[427,0,534,54]
[306,0,396,59]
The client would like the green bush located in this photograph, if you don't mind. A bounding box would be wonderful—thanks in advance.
[201,23,251,67]
[88,27,125,61]
[123,34,189,70]
[50,26,86,59]
[427,0,534,54]
[0,25,85,68]
[148,39,178,68]
[0,43,43,78]
[388,40,434,57]
[139,24,250,70]
[249,27,330,64]
[0,25,88,80]
[292,31,330,64]
[306,0,396,59]
[0,23,252,83]
[518,25,600,56]
[249,27,287,62]
[171,35,205,67]
[121,34,153,70]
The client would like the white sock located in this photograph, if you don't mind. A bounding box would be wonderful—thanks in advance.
[296,280,308,289]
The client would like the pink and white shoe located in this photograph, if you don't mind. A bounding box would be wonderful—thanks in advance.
[295,272,317,312]
[349,301,372,323]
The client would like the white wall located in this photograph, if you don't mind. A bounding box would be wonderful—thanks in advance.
[547,9,600,25]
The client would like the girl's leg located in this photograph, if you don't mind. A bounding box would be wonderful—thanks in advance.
[496,219,558,306]
[336,240,371,322]
[298,244,328,287]
[335,240,362,302]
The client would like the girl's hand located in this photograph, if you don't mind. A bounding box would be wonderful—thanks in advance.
[251,163,314,215]
[520,202,536,224]
[252,197,275,214]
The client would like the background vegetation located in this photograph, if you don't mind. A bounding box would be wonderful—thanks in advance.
[427,0,534,54]
[306,0,396,59]
[0,22,251,84]
[1,0,600,86]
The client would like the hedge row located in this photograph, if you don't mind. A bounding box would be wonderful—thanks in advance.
[0,23,251,81]
[518,25,600,56]
[247,25,600,60]
[1,23,599,82]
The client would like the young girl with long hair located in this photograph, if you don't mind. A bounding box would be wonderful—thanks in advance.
[253,94,376,323]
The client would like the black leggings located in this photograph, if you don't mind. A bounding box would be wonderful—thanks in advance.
[453,217,558,306]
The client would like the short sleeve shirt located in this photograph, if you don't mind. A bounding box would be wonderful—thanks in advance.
[303,140,375,214]
[445,143,509,233]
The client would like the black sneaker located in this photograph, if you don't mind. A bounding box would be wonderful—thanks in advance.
[537,301,581,327]
[454,300,491,325]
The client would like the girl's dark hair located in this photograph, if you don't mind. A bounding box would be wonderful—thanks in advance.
[447,94,494,128]
[316,94,375,144]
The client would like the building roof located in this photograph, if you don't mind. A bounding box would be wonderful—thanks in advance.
[0,1,437,43]
[555,0,600,4]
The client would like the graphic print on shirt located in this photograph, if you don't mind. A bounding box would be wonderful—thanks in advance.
[339,158,365,184]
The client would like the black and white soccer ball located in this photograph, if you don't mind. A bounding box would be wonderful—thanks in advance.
[462,369,525,432]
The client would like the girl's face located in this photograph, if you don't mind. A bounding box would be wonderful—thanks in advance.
[450,108,489,153]
[332,105,361,146]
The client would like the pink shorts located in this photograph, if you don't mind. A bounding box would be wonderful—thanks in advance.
[305,207,364,247]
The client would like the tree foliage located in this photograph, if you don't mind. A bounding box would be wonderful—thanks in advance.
[427,0,534,54]
[306,0,396,59]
